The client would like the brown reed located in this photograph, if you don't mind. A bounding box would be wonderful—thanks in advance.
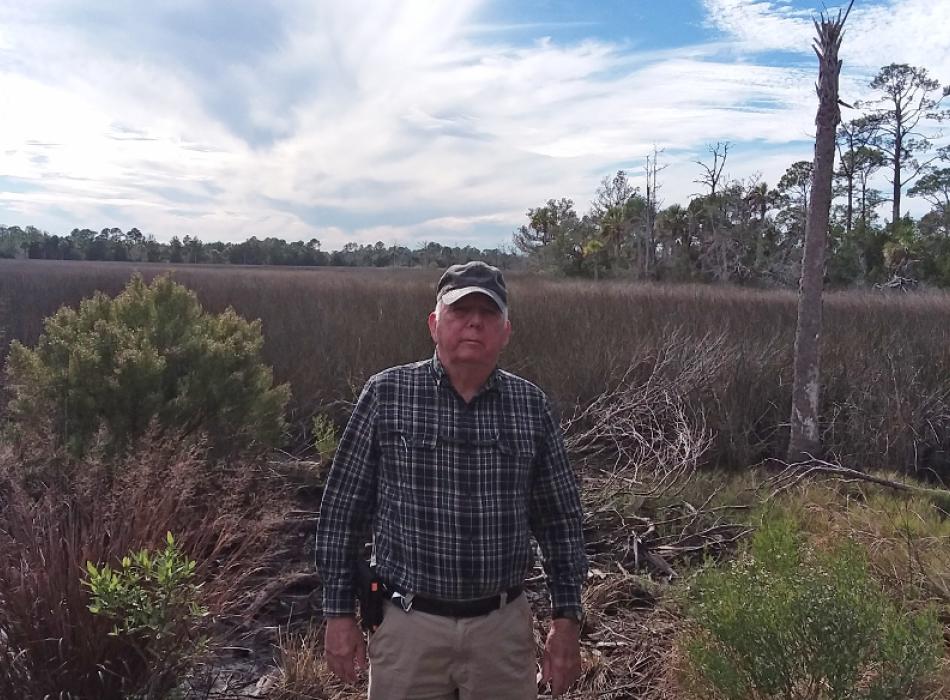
[4,259,950,477]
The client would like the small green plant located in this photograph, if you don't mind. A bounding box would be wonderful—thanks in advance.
[85,532,207,637]
[684,515,942,700]
[84,532,208,695]
[6,273,290,457]
[312,412,338,463]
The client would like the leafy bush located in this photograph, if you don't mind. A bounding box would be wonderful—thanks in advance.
[5,273,290,457]
[684,515,942,700]
[85,532,208,697]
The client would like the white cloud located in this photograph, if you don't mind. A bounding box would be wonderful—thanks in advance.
[703,0,950,81]
[703,0,814,52]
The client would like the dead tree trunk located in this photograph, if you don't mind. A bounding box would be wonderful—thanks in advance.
[788,3,852,463]
[644,145,666,280]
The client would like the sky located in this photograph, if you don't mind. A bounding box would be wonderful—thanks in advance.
[1,0,948,250]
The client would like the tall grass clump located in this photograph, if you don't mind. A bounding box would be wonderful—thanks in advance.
[5,272,290,457]
[270,623,341,700]
[0,433,288,698]
[682,515,943,700]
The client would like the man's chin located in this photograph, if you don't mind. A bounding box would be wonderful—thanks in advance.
[450,347,496,365]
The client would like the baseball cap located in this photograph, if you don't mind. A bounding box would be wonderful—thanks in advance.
[436,261,508,314]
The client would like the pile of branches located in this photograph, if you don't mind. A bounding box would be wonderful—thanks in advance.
[564,330,723,489]
[557,337,755,697]
[568,567,682,700]
[565,333,750,576]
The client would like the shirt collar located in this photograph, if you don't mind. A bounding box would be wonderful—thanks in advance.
[430,350,503,395]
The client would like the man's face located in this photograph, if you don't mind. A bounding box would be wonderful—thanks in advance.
[428,293,511,370]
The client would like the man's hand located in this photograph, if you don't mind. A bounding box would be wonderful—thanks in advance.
[540,617,582,696]
[324,616,368,684]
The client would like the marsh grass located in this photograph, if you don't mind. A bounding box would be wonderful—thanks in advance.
[5,259,950,475]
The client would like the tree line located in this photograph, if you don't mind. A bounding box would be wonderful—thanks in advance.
[515,63,950,287]
[0,226,521,270]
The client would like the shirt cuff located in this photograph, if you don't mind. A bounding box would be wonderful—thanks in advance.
[322,585,357,616]
[548,581,583,618]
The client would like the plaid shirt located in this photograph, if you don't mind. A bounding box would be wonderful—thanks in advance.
[315,353,587,617]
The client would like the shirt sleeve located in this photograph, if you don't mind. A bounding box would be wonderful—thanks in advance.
[315,375,380,616]
[529,396,588,618]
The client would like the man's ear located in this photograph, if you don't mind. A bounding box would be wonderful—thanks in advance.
[501,318,512,349]
[427,311,439,344]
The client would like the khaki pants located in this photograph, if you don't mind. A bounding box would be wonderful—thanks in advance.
[367,594,538,700]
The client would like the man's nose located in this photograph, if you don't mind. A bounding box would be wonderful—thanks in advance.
[466,310,486,326]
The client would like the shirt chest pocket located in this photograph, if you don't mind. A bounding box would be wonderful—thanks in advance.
[493,435,536,492]
[378,427,438,489]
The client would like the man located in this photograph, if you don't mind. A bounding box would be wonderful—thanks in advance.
[316,261,587,699]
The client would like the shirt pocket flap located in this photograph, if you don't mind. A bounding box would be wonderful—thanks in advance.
[497,435,537,459]
[380,428,437,450]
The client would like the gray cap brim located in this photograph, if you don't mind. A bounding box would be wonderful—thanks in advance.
[440,286,507,313]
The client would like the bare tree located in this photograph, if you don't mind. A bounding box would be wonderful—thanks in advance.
[694,142,729,197]
[853,147,887,231]
[643,145,668,279]
[788,2,852,463]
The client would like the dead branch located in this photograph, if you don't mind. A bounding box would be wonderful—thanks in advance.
[766,455,946,500]
[242,572,321,620]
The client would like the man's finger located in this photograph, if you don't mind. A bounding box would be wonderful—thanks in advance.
[540,652,552,683]
[549,663,565,696]
[551,660,582,696]
[355,639,369,671]
[551,669,569,696]
[327,651,357,684]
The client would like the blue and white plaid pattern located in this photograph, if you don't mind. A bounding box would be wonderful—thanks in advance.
[316,353,587,617]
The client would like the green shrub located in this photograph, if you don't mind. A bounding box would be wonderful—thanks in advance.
[5,273,290,456]
[312,412,338,463]
[685,515,942,700]
[85,532,207,637]
[85,532,208,696]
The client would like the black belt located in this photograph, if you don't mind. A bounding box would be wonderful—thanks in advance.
[390,586,523,618]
